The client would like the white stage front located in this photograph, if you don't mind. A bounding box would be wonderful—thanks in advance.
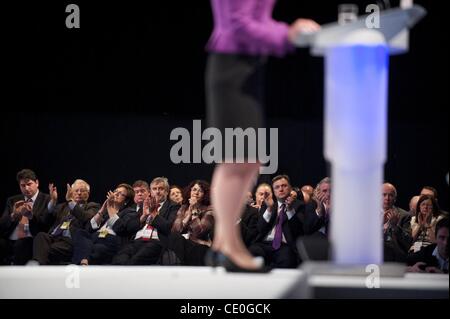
[0,266,301,299]
[0,266,448,299]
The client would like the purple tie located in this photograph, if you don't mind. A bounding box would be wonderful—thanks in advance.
[272,204,286,250]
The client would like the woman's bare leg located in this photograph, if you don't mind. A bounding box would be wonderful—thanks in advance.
[211,162,261,269]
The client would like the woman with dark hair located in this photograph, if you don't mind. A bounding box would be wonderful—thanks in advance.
[167,180,214,265]
[409,194,444,253]
[205,0,320,271]
[72,183,135,265]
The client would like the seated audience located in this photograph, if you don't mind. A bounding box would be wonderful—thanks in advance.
[239,204,259,248]
[72,183,135,265]
[408,195,420,216]
[407,217,448,273]
[112,177,179,265]
[381,183,412,261]
[30,179,100,265]
[420,186,449,217]
[0,169,51,265]
[303,177,331,237]
[168,180,214,265]
[250,183,272,210]
[169,185,183,205]
[409,194,445,253]
[249,175,305,268]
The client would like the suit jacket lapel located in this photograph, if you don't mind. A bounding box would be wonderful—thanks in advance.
[159,200,169,217]
[32,192,45,216]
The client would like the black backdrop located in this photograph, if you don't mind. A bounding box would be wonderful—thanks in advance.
[2,0,448,211]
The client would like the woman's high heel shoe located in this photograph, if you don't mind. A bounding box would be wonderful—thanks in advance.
[205,249,271,273]
[221,254,270,273]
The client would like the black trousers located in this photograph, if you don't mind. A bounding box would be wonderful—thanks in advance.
[33,232,72,265]
[249,241,299,268]
[112,239,163,265]
[384,241,407,263]
[167,232,209,266]
[0,237,33,265]
[72,229,121,265]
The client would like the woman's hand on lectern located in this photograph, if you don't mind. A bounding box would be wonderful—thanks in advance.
[288,18,321,44]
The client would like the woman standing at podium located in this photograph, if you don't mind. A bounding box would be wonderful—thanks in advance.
[205,0,320,271]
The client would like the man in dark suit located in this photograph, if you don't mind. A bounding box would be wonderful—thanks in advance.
[71,183,136,265]
[382,182,412,261]
[249,175,305,268]
[299,177,332,262]
[239,205,259,248]
[112,177,180,265]
[30,179,100,265]
[303,177,331,237]
[0,169,51,265]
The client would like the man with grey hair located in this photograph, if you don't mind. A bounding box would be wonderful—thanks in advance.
[29,179,100,265]
[303,177,332,237]
[315,177,331,208]
[382,183,409,226]
[382,182,412,261]
[112,177,180,265]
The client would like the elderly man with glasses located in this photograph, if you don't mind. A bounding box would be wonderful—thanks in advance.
[28,179,100,265]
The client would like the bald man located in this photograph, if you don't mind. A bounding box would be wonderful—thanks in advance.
[409,195,420,216]
[301,184,313,196]
[382,183,412,261]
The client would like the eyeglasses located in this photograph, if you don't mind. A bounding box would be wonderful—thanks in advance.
[73,189,88,193]
[114,190,127,197]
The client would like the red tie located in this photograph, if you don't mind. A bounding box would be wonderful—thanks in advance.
[144,203,162,234]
